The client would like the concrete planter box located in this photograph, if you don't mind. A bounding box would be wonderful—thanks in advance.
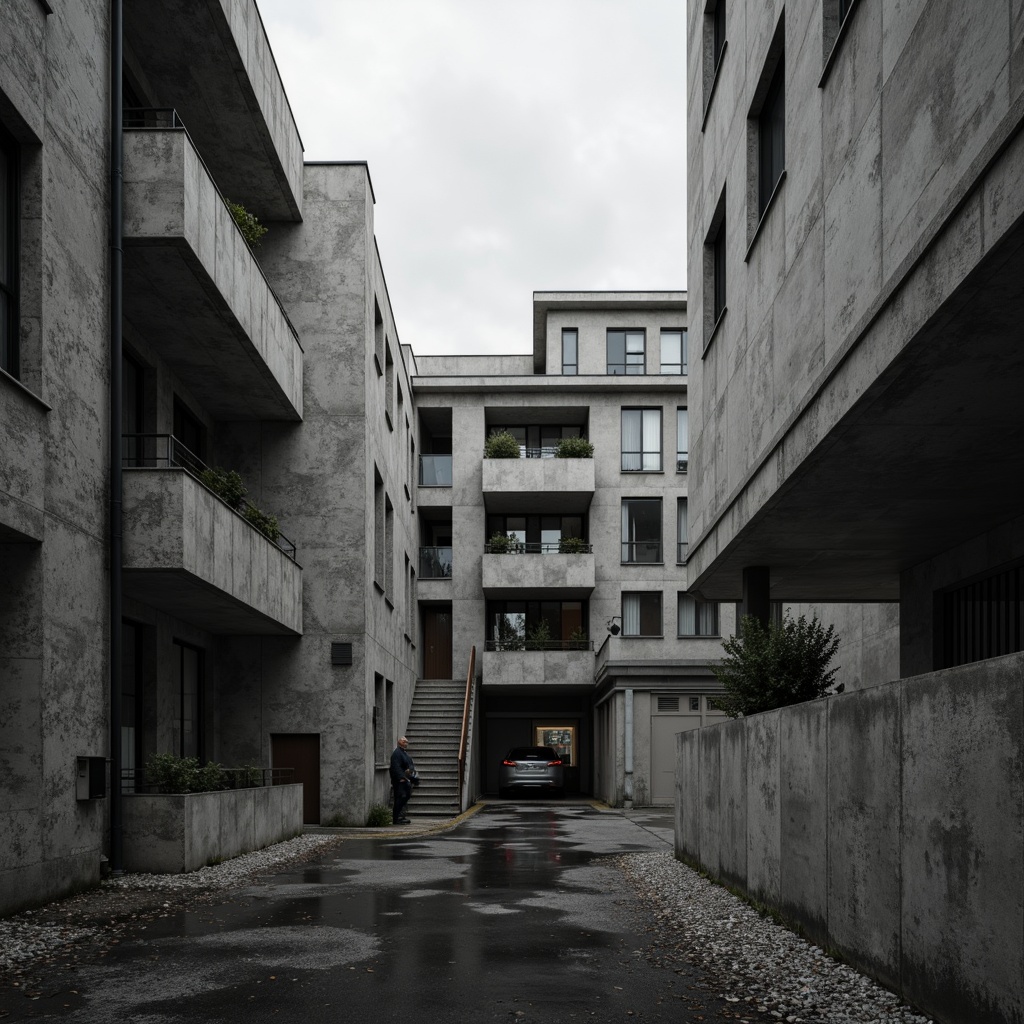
[482,551,595,598]
[122,783,303,874]
[482,648,595,689]
[482,458,594,513]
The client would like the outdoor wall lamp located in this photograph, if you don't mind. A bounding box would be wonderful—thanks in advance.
[606,616,621,635]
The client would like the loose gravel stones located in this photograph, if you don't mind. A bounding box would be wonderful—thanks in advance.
[614,851,933,1024]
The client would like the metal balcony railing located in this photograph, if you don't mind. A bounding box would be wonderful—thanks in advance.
[419,454,453,487]
[484,639,594,653]
[123,107,183,129]
[122,434,297,560]
[121,765,293,794]
[484,540,593,555]
[419,546,453,579]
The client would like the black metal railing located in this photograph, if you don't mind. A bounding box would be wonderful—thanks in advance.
[485,541,593,555]
[121,766,293,794]
[484,639,594,653]
[123,106,183,129]
[419,546,453,579]
[122,434,297,560]
[621,541,663,563]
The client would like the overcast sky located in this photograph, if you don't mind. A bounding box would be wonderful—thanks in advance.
[255,0,687,356]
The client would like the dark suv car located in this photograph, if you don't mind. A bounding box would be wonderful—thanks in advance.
[498,746,565,798]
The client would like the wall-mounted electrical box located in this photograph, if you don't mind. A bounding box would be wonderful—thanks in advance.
[76,756,107,801]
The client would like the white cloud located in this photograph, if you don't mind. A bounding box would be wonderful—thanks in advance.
[256,0,686,355]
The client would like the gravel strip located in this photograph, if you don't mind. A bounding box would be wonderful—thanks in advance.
[0,833,346,979]
[615,851,933,1024]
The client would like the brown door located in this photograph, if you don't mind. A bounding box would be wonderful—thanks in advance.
[271,733,320,824]
[423,608,453,678]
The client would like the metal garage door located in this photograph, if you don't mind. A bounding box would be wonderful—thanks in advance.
[650,712,701,804]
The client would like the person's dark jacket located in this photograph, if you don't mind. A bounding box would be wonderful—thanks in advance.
[390,745,414,786]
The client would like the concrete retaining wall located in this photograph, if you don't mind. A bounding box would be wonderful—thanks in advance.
[675,653,1024,1024]
[122,784,303,874]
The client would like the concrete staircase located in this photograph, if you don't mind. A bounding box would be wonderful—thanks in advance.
[405,678,466,818]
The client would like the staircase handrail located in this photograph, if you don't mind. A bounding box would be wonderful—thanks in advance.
[457,646,476,807]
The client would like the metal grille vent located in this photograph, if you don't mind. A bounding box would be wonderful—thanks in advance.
[657,695,680,712]
[330,642,353,666]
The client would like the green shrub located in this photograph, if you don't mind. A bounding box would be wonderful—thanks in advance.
[568,626,589,649]
[225,199,268,249]
[483,430,522,459]
[714,614,841,718]
[366,804,393,827]
[199,467,247,508]
[525,619,553,651]
[488,531,519,554]
[243,504,281,543]
[144,753,226,794]
[558,535,587,554]
[555,436,594,458]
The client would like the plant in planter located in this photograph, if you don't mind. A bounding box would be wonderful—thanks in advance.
[199,467,247,508]
[568,626,589,650]
[555,436,594,458]
[488,531,520,554]
[525,619,553,651]
[243,504,281,543]
[483,430,522,459]
[225,199,268,249]
[558,535,588,554]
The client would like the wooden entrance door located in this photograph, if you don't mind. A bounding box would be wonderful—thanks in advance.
[271,733,320,824]
[423,608,453,678]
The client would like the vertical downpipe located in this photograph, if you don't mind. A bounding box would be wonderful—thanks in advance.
[623,689,634,809]
[108,0,124,876]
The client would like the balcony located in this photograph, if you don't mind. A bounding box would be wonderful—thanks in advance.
[122,127,302,422]
[0,375,48,542]
[481,644,596,691]
[482,545,595,599]
[482,458,594,514]
[121,437,301,636]
[123,0,303,220]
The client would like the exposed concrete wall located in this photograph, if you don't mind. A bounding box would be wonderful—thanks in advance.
[122,783,303,874]
[676,653,1024,1024]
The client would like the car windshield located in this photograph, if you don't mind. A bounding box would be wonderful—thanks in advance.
[507,747,559,761]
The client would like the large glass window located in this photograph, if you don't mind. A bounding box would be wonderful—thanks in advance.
[173,640,204,759]
[677,408,689,473]
[486,513,585,553]
[621,498,662,563]
[0,124,19,378]
[622,592,662,637]
[678,594,720,636]
[487,600,586,650]
[489,423,584,459]
[607,330,645,374]
[562,328,578,375]
[621,409,662,472]
[758,54,785,216]
[660,329,687,375]
[677,499,688,562]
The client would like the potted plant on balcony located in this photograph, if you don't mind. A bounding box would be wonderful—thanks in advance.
[525,619,553,651]
[558,535,588,554]
[483,430,522,458]
[225,199,268,249]
[488,531,521,554]
[554,436,594,458]
[567,626,589,651]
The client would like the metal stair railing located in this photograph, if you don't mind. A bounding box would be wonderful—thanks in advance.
[457,646,476,810]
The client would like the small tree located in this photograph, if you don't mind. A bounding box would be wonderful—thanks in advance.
[483,430,522,459]
[526,619,553,651]
[714,613,841,718]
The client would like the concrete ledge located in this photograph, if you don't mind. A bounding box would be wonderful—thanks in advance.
[482,458,595,514]
[481,648,595,689]
[482,551,595,598]
[123,784,303,874]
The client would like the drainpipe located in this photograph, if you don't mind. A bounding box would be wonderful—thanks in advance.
[623,688,634,809]
[108,0,124,876]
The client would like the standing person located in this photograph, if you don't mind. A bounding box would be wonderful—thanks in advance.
[389,736,415,825]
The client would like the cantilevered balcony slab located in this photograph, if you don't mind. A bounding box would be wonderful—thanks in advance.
[0,376,48,542]
[482,552,595,599]
[481,458,594,514]
[482,649,595,690]
[123,130,302,421]
[124,0,303,220]
[122,469,302,635]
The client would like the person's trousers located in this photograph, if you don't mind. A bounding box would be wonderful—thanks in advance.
[392,781,411,822]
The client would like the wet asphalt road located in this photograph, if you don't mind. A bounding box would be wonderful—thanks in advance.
[2,804,718,1023]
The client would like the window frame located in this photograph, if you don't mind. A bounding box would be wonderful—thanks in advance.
[659,328,687,375]
[561,328,578,375]
[622,591,663,638]
[621,407,663,473]
[677,498,688,563]
[677,408,689,473]
[621,497,663,564]
[758,54,785,218]
[606,329,646,375]
[677,594,721,637]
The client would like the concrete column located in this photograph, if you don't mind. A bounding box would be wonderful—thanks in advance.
[740,566,771,629]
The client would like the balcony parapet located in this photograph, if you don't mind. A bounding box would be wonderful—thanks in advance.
[482,457,594,513]
[482,550,595,599]
[481,647,596,689]
[123,128,302,421]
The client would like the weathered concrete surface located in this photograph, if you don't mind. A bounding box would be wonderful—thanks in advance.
[122,468,302,635]
[481,456,595,514]
[481,550,596,598]
[122,784,303,873]
[676,653,1024,1024]
[123,130,303,421]
[480,648,595,689]
[0,378,48,541]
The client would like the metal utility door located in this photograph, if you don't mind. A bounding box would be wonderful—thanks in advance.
[650,714,701,804]
[271,733,321,824]
[423,608,453,678]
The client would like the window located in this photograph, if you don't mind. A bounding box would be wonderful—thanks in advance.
[384,494,394,598]
[677,499,688,562]
[607,329,645,374]
[487,600,586,650]
[621,498,662,563]
[621,409,662,472]
[823,0,860,66]
[562,328,578,375]
[622,592,662,637]
[702,0,727,121]
[374,467,384,587]
[758,55,785,218]
[942,564,1024,668]
[678,594,720,636]
[703,188,727,346]
[173,397,205,462]
[713,221,726,320]
[385,343,395,430]
[689,696,700,712]
[677,408,689,473]
[172,640,204,759]
[713,0,726,68]
[374,673,386,763]
[660,329,687,375]
[374,299,384,375]
[488,423,585,459]
[486,513,585,553]
[0,124,19,378]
